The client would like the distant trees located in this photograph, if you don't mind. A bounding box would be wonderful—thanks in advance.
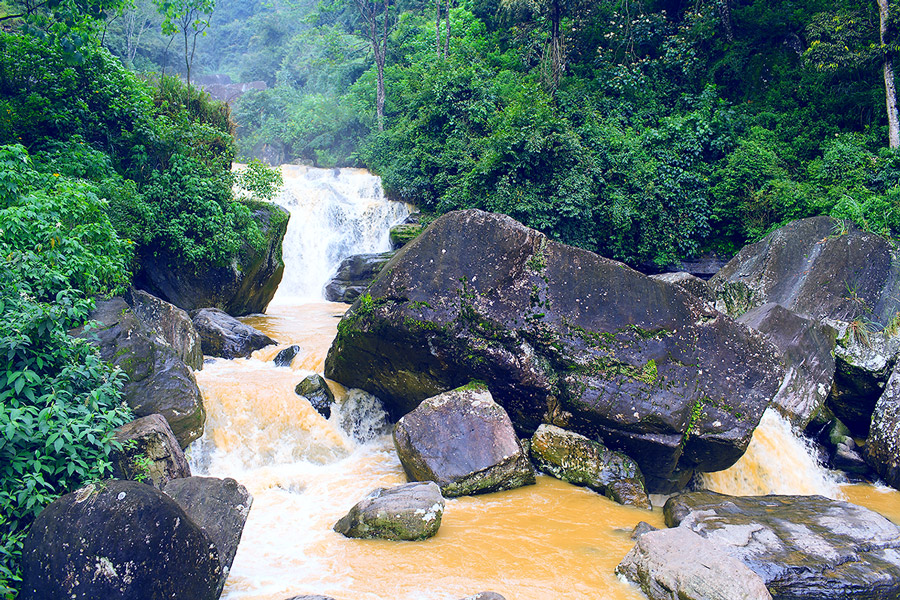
[154,0,216,86]
[353,0,393,130]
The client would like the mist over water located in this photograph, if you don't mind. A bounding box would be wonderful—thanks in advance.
[270,165,410,304]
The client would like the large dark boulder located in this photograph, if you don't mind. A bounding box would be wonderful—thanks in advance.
[326,209,783,493]
[78,298,205,447]
[163,476,253,594]
[134,200,289,316]
[866,363,900,489]
[333,481,444,541]
[295,373,335,419]
[392,384,535,497]
[110,414,191,490]
[126,288,203,370]
[324,251,395,303]
[191,307,277,359]
[616,526,773,600]
[19,480,222,600]
[737,303,837,427]
[664,490,900,600]
[530,424,651,509]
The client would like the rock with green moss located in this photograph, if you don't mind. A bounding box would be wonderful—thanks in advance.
[392,385,535,497]
[333,482,444,541]
[530,424,650,509]
[325,209,783,493]
[324,251,396,303]
[865,363,900,489]
[390,223,424,249]
[126,288,203,370]
[78,298,205,448]
[110,414,191,490]
[134,200,289,316]
[664,490,900,599]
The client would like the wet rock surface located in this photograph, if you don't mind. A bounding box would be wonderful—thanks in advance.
[333,481,444,541]
[392,384,535,497]
[324,251,395,303]
[126,288,203,370]
[737,303,836,427]
[163,476,253,595]
[110,414,191,490]
[19,480,221,600]
[616,526,773,600]
[77,297,205,447]
[274,344,301,367]
[326,209,783,493]
[530,424,650,509]
[295,373,335,419]
[134,201,289,316]
[191,307,277,359]
[866,363,900,489]
[664,490,900,599]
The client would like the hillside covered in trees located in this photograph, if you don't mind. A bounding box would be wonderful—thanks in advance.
[105,0,900,267]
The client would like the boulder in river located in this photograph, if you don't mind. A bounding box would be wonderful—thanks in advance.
[77,297,205,448]
[865,363,900,489]
[616,526,773,600]
[163,476,253,594]
[110,414,191,490]
[333,481,444,541]
[737,303,837,427]
[664,490,900,599]
[191,307,277,359]
[134,200,289,316]
[530,424,651,509]
[274,344,301,367]
[126,288,203,370]
[19,480,221,600]
[459,594,506,600]
[325,209,783,493]
[324,251,395,303]
[392,383,535,497]
[295,373,335,419]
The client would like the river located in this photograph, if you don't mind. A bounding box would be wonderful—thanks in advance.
[189,166,900,600]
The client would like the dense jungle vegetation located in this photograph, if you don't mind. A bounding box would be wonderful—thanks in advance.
[2,0,900,596]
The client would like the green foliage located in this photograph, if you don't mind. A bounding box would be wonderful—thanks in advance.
[0,145,133,594]
[234,158,283,200]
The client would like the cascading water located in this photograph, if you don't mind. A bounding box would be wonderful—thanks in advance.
[271,165,410,303]
[190,166,900,600]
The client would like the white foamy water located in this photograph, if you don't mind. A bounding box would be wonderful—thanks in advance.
[270,165,410,303]
[700,407,844,498]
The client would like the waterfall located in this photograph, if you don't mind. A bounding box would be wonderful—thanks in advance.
[699,408,844,498]
[270,165,410,304]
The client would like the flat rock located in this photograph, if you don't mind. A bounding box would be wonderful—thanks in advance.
[333,481,444,541]
[616,526,773,600]
[664,490,900,599]
[163,476,253,595]
[110,414,190,489]
[530,424,650,509]
[19,480,221,600]
[191,307,277,359]
[392,384,535,497]
[326,209,783,493]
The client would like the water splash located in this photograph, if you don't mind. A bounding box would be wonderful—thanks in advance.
[271,165,410,303]
[700,407,844,498]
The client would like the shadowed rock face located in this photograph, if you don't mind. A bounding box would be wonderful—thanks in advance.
[664,491,900,600]
[191,308,277,359]
[326,209,783,493]
[110,414,191,490]
[19,480,221,600]
[866,363,900,489]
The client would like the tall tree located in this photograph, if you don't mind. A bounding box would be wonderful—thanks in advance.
[877,0,899,148]
[353,0,392,130]
[154,0,216,86]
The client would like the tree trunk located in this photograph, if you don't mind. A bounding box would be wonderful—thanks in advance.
[878,0,899,149]
[717,0,734,42]
[436,0,441,55]
[444,0,451,58]
[550,0,561,88]
[183,28,191,86]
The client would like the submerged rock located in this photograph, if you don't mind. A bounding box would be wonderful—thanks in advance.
[326,209,783,493]
[110,414,191,490]
[664,490,900,599]
[126,288,203,370]
[616,526,773,600]
[333,481,444,541]
[134,200,289,316]
[737,303,837,427]
[191,307,277,359]
[77,297,205,447]
[866,363,900,489]
[19,480,221,600]
[295,373,335,419]
[392,384,535,497]
[530,424,650,509]
[274,344,301,367]
[324,251,395,303]
[459,594,506,600]
[163,476,253,595]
